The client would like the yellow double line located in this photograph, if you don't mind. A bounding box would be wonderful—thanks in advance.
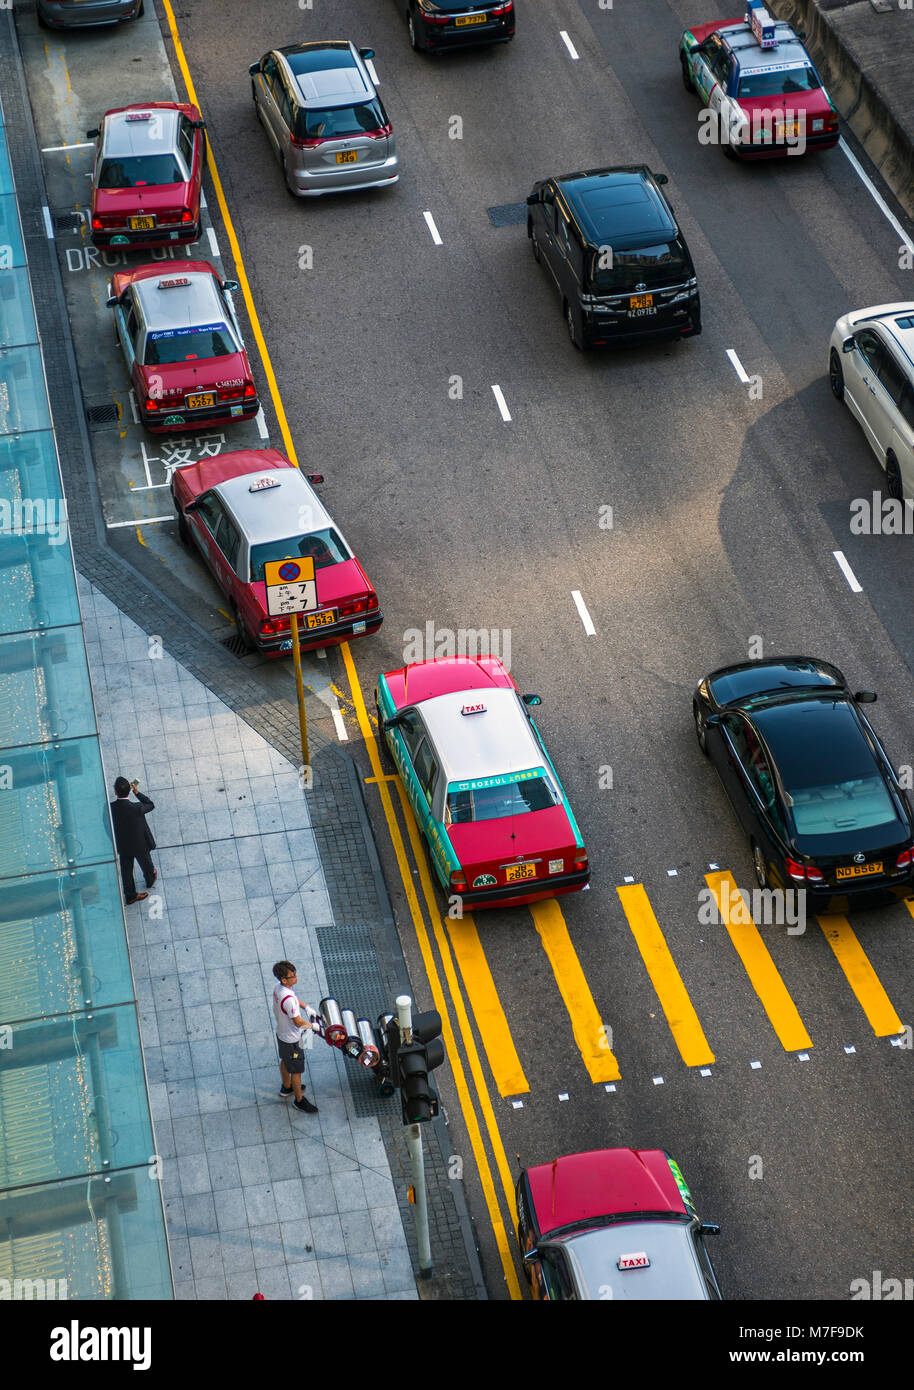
[161,2,525,1296]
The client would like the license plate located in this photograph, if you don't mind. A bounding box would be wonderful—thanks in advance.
[456,12,487,24]
[306,609,337,629]
[129,215,155,230]
[186,393,215,409]
[629,294,654,310]
[776,122,799,139]
[505,862,536,883]
[835,862,882,881]
[336,150,358,164]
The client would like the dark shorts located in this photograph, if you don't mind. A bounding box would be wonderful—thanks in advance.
[277,1036,306,1074]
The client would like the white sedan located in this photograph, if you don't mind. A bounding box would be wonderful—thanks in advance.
[829,302,914,499]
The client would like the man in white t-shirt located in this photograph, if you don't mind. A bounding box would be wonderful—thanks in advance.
[271,960,319,1114]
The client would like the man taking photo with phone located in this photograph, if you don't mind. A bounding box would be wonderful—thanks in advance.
[110,776,157,905]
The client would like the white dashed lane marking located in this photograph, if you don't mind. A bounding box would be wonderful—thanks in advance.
[491,384,511,421]
[423,210,443,245]
[833,550,863,593]
[726,348,751,384]
[571,590,596,635]
[840,137,914,258]
[559,31,580,60]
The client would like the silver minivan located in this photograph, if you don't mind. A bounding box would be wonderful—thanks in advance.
[249,40,398,197]
[829,304,914,500]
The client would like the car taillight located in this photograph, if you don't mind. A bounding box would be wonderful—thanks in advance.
[145,398,158,411]
[243,383,257,398]
[573,851,588,873]
[785,856,807,883]
[217,386,245,401]
[181,208,194,223]
[826,111,839,131]
[339,597,368,617]
[364,123,392,139]
[291,135,328,148]
[260,616,291,636]
[896,848,913,870]
[93,214,127,229]
[805,864,824,884]
[449,869,468,891]
[491,1,514,12]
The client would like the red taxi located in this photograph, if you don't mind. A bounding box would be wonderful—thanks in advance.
[376,656,589,908]
[106,263,258,433]
[171,448,382,656]
[87,102,206,250]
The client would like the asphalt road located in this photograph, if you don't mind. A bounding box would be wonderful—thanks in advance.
[19,0,914,1302]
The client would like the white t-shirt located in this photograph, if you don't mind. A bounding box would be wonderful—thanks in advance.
[273,983,306,1043]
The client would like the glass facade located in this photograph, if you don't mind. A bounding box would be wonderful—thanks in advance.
[0,92,173,1299]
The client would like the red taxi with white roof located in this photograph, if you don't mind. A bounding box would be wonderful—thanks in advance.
[376,656,589,908]
[106,262,258,433]
[680,4,839,156]
[87,102,206,250]
[171,448,382,656]
[516,1148,723,1300]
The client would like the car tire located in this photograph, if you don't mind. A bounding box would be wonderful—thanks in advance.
[137,0,144,15]
[752,841,768,891]
[886,450,904,501]
[408,10,422,51]
[693,701,709,755]
[230,601,256,654]
[680,55,695,93]
[282,156,297,197]
[565,301,584,351]
[829,348,845,402]
[530,223,541,263]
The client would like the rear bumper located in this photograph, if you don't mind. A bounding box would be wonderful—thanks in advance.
[733,132,839,159]
[143,397,259,433]
[258,611,383,657]
[290,156,399,198]
[456,867,590,909]
[38,0,141,25]
[418,19,515,50]
[583,298,701,347]
[93,223,200,251]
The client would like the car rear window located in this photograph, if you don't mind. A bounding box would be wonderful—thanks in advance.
[737,66,820,99]
[788,776,898,836]
[588,240,691,294]
[98,155,184,189]
[446,771,557,825]
[294,98,386,140]
[249,527,349,582]
[144,324,237,365]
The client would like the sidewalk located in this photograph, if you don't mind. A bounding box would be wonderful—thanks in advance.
[771,0,914,218]
[82,572,417,1300]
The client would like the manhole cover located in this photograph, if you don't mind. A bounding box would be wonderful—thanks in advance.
[487,202,527,227]
[86,403,119,425]
[221,633,250,657]
[53,212,82,233]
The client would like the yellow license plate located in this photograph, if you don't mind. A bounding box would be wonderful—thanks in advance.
[186,393,215,409]
[777,123,799,139]
[456,12,487,23]
[336,150,358,164]
[629,293,654,310]
[129,215,155,230]
[306,610,337,629]
[835,862,882,881]
[505,862,536,883]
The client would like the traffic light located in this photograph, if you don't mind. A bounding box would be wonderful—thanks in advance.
[397,1009,445,1125]
[376,1012,399,1098]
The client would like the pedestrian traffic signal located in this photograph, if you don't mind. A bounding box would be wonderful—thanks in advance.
[397,1009,444,1125]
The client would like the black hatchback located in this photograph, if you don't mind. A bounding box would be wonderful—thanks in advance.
[693,657,914,905]
[526,165,701,349]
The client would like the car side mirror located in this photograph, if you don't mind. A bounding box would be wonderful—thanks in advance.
[248,62,260,76]
[855,690,877,703]
[382,715,402,731]
[106,294,118,308]
[699,1222,720,1236]
[526,193,540,205]
[522,694,542,706]
[796,29,806,40]
[523,1248,539,1265]
[842,336,856,354]
[222,279,239,293]
[86,127,100,139]
[192,119,206,130]
[183,498,198,513]
[306,473,324,485]
[360,47,375,59]
[654,172,669,185]
[705,713,722,730]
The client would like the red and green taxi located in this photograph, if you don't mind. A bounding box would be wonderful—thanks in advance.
[376,656,589,908]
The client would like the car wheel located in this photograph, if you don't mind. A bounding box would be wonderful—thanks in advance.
[282,156,297,197]
[408,10,422,50]
[829,348,844,402]
[680,55,695,93]
[693,701,709,755]
[230,602,256,654]
[530,224,541,263]
[752,841,768,890]
[565,301,583,350]
[886,450,904,500]
[137,0,144,15]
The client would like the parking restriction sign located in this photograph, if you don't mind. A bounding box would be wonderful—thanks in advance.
[263,556,317,616]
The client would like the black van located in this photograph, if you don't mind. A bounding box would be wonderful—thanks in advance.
[526,166,701,349]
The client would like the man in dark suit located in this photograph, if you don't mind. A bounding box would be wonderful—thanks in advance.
[110,776,157,904]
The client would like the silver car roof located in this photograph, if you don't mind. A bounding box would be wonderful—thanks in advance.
[214,468,333,546]
[133,271,226,334]
[417,687,548,787]
[557,1220,710,1301]
[102,108,181,158]
[719,21,808,72]
[280,43,373,108]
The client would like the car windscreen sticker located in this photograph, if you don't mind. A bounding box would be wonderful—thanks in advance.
[451,767,547,794]
[667,1157,698,1214]
[618,1252,650,1270]
[146,321,228,341]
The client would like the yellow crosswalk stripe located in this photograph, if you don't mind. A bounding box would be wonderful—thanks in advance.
[816,915,904,1037]
[705,872,812,1052]
[617,884,715,1067]
[447,916,530,1097]
[530,899,621,1082]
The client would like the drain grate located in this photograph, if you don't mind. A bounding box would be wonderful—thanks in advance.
[53,212,82,233]
[315,924,392,1118]
[221,633,250,657]
[86,403,119,426]
[487,202,527,227]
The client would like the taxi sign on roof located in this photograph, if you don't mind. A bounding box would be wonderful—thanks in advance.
[746,0,777,48]
[617,1252,650,1271]
[126,112,153,122]
[461,702,486,716]
[157,277,190,289]
[248,476,280,492]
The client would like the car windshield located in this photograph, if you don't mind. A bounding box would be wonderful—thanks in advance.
[98,155,184,188]
[737,66,820,99]
[249,527,349,582]
[787,776,898,836]
[588,241,691,294]
[295,98,386,140]
[446,772,557,825]
[144,324,237,365]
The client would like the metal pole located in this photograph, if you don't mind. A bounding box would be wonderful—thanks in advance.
[396,994,433,1279]
[289,612,311,773]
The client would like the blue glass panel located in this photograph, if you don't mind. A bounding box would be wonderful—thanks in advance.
[0,432,63,508]
[0,194,25,268]
[0,735,115,880]
[0,346,52,434]
[0,143,11,198]
[0,626,95,747]
[0,269,35,349]
[0,1167,173,1300]
[0,529,80,636]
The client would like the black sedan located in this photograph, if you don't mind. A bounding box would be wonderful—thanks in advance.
[693,657,914,905]
[400,1,515,53]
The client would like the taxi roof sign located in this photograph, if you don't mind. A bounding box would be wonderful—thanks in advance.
[248,475,280,492]
[617,1252,650,1271]
[746,1,777,48]
[157,277,190,289]
[125,112,153,122]
[460,702,486,716]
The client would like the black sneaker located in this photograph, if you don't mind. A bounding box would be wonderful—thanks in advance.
[293,1096,318,1114]
[279,1085,294,1099]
